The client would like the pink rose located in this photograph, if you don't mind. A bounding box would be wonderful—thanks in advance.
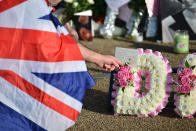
[190,83,195,89]
[177,85,191,94]
[190,75,196,81]
[120,66,131,72]
[116,65,132,88]
[119,79,127,87]
[117,71,129,80]
[180,76,190,85]
[182,68,192,76]
[128,72,132,80]
[127,76,132,81]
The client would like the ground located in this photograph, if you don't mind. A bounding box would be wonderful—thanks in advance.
[67,38,196,131]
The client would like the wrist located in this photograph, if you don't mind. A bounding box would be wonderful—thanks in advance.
[77,43,103,66]
[91,53,103,65]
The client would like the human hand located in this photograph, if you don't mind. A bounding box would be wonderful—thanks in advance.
[77,43,123,71]
[65,22,79,41]
[95,55,123,71]
[69,28,79,41]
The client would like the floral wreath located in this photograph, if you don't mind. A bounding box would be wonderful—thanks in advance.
[111,49,173,116]
[174,54,196,118]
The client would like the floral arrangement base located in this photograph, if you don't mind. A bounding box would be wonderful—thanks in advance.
[111,49,173,117]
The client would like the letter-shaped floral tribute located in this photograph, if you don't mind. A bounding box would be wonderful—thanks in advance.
[174,54,196,118]
[111,49,173,116]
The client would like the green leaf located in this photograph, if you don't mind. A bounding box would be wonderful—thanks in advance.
[185,93,190,96]
[185,60,190,68]
[191,65,196,69]
[124,62,129,66]
[177,93,190,96]
[141,76,145,81]
[122,87,125,92]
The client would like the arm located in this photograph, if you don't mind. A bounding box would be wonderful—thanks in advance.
[65,22,79,41]
[78,43,123,71]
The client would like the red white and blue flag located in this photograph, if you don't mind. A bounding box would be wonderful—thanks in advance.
[0,0,95,130]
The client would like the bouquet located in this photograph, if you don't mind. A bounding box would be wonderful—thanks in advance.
[62,0,94,22]
[114,64,133,89]
[174,54,196,118]
[175,61,196,95]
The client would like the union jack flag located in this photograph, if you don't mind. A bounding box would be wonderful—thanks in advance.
[0,0,95,130]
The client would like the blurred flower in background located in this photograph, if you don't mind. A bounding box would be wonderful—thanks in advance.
[62,0,94,22]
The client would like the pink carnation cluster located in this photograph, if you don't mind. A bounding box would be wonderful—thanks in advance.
[116,66,132,87]
[176,68,196,94]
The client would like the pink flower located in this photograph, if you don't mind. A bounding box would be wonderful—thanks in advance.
[117,71,129,80]
[119,79,127,87]
[190,83,195,89]
[117,66,132,80]
[127,76,132,81]
[190,75,196,81]
[143,72,150,76]
[182,68,192,76]
[180,76,190,85]
[116,65,132,88]
[120,66,131,72]
[177,85,191,94]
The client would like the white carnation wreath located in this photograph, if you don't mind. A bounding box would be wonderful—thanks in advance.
[111,49,173,116]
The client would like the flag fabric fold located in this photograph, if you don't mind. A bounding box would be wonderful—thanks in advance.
[0,0,95,130]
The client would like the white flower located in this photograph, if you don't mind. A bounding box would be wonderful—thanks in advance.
[87,0,94,4]
[73,2,78,7]
[139,108,148,114]
[177,89,196,117]
[193,67,196,75]
[113,50,170,116]
[116,108,121,113]
[128,110,133,114]
[64,0,73,3]
[122,109,127,114]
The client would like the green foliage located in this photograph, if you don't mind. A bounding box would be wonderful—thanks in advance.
[92,0,107,15]
[185,60,190,68]
[122,87,125,92]
[128,0,146,12]
[177,92,190,96]
[185,60,196,69]
[63,0,94,21]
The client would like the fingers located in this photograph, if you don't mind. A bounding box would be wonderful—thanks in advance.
[110,65,116,71]
[102,56,124,71]
[116,59,123,67]
[109,56,124,68]
[96,55,124,71]
[112,56,123,67]
[104,64,116,71]
[104,64,113,71]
